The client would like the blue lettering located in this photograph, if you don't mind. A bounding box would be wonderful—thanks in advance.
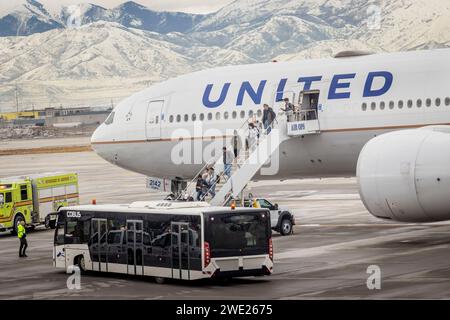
[328,74,356,99]
[237,80,267,106]
[202,83,231,108]
[363,71,393,97]
[298,76,322,91]
[275,78,288,102]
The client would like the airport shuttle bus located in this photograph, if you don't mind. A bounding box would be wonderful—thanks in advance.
[54,201,273,281]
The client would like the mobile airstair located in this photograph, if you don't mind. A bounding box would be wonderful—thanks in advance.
[176,109,321,206]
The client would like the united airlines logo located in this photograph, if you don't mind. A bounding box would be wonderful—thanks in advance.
[202,71,393,108]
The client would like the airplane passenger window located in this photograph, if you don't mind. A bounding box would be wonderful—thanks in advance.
[426,98,431,107]
[249,110,254,118]
[370,102,376,110]
[398,100,404,109]
[257,110,262,118]
[184,114,189,122]
[192,114,197,121]
[224,112,229,120]
[379,101,385,110]
[240,111,246,118]
[169,115,174,123]
[389,101,395,109]
[435,98,441,107]
[232,111,237,119]
[200,113,205,121]
[407,100,413,108]
[216,112,221,120]
[176,115,181,122]
[417,99,422,108]
[208,113,213,120]
[361,103,367,111]
[445,97,450,106]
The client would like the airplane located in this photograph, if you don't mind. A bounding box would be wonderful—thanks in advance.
[91,48,450,223]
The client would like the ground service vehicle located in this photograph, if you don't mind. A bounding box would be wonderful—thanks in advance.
[54,201,273,282]
[226,198,295,236]
[0,172,79,233]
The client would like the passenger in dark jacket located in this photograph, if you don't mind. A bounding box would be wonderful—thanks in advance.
[196,175,204,201]
[262,104,276,133]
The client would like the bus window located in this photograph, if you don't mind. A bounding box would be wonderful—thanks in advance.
[206,212,269,257]
[55,222,65,245]
[0,193,4,206]
[66,221,86,244]
[108,230,122,244]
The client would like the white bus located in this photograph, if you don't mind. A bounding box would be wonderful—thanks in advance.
[53,201,273,282]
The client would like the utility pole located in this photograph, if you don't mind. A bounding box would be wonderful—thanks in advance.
[15,85,19,113]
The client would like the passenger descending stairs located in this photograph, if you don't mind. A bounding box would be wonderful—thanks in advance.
[177,117,290,206]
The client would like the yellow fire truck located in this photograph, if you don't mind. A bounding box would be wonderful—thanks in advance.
[0,173,79,233]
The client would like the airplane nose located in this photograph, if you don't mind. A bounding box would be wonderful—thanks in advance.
[90,123,116,164]
[90,123,110,156]
[90,124,104,145]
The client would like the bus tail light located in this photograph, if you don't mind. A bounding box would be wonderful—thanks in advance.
[269,238,273,261]
[204,241,211,268]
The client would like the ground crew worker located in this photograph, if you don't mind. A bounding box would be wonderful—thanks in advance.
[18,220,28,258]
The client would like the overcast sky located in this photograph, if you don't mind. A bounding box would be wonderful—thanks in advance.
[38,0,235,14]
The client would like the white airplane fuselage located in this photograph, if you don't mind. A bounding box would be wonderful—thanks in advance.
[91,49,450,181]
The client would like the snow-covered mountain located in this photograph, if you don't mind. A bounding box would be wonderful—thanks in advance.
[0,0,449,112]
[0,0,63,36]
[0,0,206,36]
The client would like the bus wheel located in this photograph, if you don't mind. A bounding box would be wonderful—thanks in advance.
[154,277,165,284]
[280,218,292,236]
[11,214,24,235]
[76,255,86,274]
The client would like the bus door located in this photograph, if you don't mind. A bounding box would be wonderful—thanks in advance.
[171,222,191,280]
[127,220,144,276]
[91,218,108,272]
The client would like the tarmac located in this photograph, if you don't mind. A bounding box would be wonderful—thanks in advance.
[1,148,450,299]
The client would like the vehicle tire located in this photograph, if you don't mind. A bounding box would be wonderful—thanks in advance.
[154,277,165,284]
[280,218,292,236]
[11,214,25,235]
[76,255,86,274]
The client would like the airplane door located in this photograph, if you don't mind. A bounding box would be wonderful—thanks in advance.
[145,100,164,140]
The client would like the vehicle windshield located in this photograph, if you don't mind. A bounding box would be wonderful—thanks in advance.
[104,112,115,125]
[205,211,270,257]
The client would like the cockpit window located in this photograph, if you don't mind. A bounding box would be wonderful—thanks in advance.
[104,112,115,125]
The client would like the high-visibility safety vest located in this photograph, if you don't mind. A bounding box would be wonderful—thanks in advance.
[17,224,26,239]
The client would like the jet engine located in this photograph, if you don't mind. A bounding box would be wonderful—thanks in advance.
[357,126,450,222]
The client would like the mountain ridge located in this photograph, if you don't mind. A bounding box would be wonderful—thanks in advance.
[0,0,449,112]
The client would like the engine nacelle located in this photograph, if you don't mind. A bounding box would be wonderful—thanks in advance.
[357,126,450,222]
